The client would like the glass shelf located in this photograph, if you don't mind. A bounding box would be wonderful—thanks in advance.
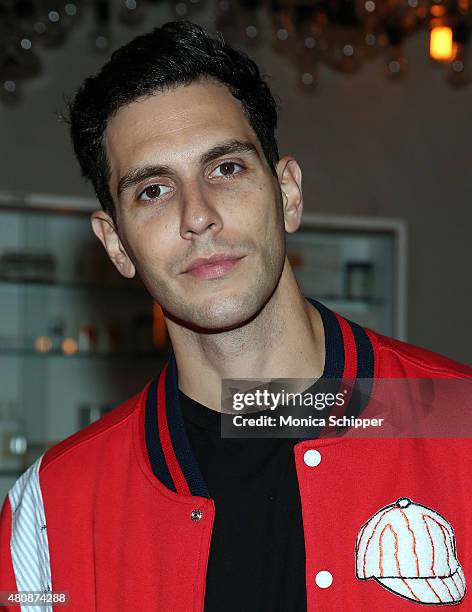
[0,469,22,477]
[0,201,403,502]
[0,276,147,296]
[0,348,168,360]
[0,280,384,306]
[314,296,385,306]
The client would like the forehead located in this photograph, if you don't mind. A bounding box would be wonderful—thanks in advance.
[105,79,258,179]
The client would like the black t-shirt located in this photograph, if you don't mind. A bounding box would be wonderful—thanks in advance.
[179,388,307,612]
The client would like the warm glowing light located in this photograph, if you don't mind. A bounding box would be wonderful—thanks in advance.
[153,302,167,348]
[430,4,446,16]
[35,336,52,353]
[430,26,454,61]
[61,338,78,355]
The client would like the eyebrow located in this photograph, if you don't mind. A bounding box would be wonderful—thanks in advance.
[199,139,260,166]
[116,139,260,196]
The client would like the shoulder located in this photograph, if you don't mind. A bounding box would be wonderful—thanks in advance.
[38,383,148,475]
[3,382,152,560]
[364,327,472,379]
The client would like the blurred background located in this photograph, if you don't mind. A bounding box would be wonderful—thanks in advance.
[0,0,471,497]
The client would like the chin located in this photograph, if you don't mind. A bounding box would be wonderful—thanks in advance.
[196,294,260,331]
[166,290,267,333]
[200,312,251,333]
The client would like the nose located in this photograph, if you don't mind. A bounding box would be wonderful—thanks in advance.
[179,183,223,240]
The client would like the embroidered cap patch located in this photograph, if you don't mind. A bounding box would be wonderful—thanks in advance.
[356,498,466,605]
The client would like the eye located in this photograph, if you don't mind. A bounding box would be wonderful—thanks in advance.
[210,161,244,178]
[138,184,172,201]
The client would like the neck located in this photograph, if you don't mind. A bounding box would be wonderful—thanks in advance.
[165,260,325,412]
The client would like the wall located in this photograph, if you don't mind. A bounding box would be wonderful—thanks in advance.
[0,6,470,364]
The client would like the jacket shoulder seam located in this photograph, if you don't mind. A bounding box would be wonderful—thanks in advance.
[40,398,141,475]
[376,336,469,377]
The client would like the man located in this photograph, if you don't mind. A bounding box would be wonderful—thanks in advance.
[1,20,471,612]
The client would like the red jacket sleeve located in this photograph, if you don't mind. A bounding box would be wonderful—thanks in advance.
[0,495,20,610]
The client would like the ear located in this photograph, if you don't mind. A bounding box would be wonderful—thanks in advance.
[276,156,303,234]
[90,211,136,279]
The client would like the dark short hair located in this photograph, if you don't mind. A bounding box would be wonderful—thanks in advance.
[68,20,280,222]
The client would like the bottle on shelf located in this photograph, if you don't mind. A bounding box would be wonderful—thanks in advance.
[0,400,27,472]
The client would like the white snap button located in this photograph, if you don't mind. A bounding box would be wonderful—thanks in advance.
[190,508,203,522]
[303,449,321,467]
[315,570,333,589]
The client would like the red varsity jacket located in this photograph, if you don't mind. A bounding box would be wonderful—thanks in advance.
[1,297,471,611]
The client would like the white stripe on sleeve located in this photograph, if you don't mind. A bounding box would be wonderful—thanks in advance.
[8,453,52,612]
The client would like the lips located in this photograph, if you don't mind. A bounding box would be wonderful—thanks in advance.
[183,254,245,280]
[184,254,242,272]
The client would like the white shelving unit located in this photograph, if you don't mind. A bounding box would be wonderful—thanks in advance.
[0,193,407,500]
[293,212,407,340]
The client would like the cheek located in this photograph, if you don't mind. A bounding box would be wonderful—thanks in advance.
[123,219,173,276]
[239,182,277,222]
[251,189,283,238]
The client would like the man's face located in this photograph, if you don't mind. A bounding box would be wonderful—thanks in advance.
[101,78,295,332]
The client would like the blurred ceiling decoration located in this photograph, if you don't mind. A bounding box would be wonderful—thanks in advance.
[0,0,205,105]
[215,0,471,90]
[0,0,470,105]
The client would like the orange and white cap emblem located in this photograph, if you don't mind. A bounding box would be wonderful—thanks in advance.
[356,498,466,604]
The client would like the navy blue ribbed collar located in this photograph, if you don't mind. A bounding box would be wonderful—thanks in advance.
[145,297,375,497]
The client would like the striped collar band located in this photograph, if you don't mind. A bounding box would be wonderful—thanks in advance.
[145,297,375,498]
